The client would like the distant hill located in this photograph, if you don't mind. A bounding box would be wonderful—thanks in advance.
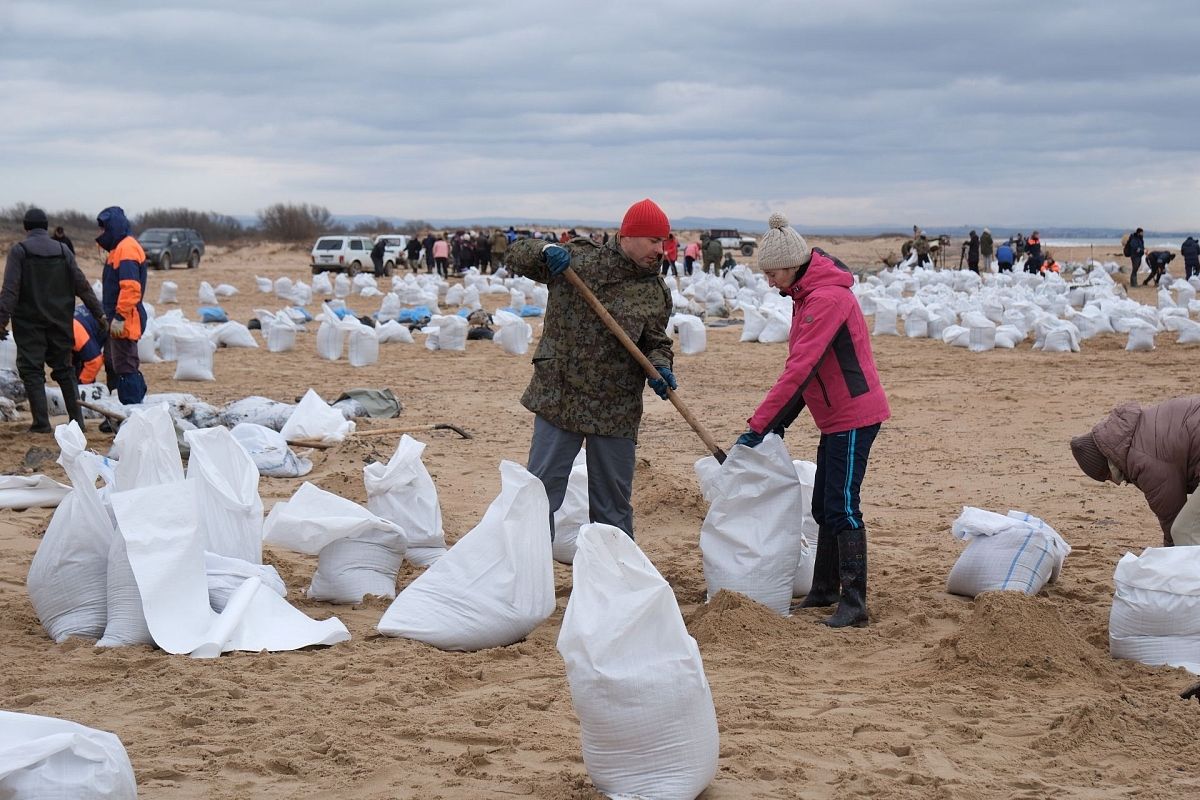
[236,213,1190,241]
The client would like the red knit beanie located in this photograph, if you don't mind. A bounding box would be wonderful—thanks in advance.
[620,199,670,237]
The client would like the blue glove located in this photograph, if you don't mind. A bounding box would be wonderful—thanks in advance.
[647,366,677,400]
[734,429,764,449]
[543,244,571,277]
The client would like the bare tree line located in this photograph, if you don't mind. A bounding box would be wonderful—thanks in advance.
[0,202,432,244]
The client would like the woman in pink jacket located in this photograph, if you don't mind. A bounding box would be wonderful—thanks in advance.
[735,213,890,627]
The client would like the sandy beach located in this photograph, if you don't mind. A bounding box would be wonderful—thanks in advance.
[1,235,1197,799]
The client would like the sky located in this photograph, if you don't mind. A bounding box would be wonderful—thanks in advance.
[2,0,1199,229]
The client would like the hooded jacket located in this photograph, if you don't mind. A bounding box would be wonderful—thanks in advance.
[73,306,107,384]
[748,248,890,436]
[1090,396,1200,545]
[96,207,147,340]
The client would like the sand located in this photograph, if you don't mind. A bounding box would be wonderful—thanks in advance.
[2,235,1198,799]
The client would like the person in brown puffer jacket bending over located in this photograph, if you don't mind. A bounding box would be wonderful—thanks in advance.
[1071,395,1200,546]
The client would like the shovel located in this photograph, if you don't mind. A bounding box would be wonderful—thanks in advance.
[562,267,727,463]
[287,423,473,450]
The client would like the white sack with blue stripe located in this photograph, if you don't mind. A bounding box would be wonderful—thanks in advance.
[946,507,1070,598]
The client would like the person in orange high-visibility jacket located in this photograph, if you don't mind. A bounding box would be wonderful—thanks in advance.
[72,306,107,385]
[95,206,147,405]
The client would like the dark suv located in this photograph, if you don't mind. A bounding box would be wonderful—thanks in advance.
[138,228,205,270]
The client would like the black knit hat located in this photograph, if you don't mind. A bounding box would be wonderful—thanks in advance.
[22,207,48,231]
[1070,433,1109,482]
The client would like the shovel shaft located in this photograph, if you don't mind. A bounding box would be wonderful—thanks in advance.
[562,267,726,463]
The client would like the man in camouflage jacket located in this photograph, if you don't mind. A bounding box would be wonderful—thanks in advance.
[508,198,675,539]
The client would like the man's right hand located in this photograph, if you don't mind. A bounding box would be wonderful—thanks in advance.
[543,244,571,277]
[110,319,125,338]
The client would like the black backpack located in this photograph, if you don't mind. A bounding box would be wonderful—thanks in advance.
[1122,234,1131,257]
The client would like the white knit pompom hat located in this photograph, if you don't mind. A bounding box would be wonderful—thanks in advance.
[757,212,811,271]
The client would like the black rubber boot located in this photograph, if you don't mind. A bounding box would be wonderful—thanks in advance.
[26,383,52,433]
[795,525,840,609]
[59,379,86,432]
[822,528,869,628]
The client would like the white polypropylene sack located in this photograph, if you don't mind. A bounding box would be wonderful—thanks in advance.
[0,474,70,509]
[0,711,137,800]
[792,460,818,597]
[670,313,707,355]
[205,552,286,612]
[278,388,355,445]
[308,528,407,603]
[112,404,184,492]
[316,318,345,360]
[266,319,297,352]
[158,280,177,304]
[1126,321,1157,352]
[220,396,294,431]
[26,423,116,642]
[558,524,719,800]
[873,298,899,336]
[215,283,238,297]
[347,325,379,367]
[96,533,153,647]
[263,481,404,555]
[946,507,1070,597]
[184,427,264,564]
[173,334,216,381]
[495,316,533,356]
[424,315,468,351]
[695,434,805,614]
[255,276,273,293]
[229,423,312,478]
[364,435,447,566]
[758,306,791,343]
[1109,547,1200,674]
[198,281,218,305]
[376,320,414,344]
[377,461,555,650]
[209,321,258,349]
[741,305,766,342]
[552,451,588,565]
[107,478,351,657]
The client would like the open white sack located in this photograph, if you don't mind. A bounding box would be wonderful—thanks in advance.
[184,427,264,564]
[0,711,137,800]
[229,423,312,478]
[107,479,350,657]
[279,388,355,445]
[377,461,555,651]
[558,524,719,800]
[347,325,379,367]
[173,333,215,381]
[0,474,70,509]
[946,507,1070,597]
[262,481,406,603]
[27,423,117,642]
[696,434,804,614]
[792,460,818,597]
[112,403,184,492]
[740,305,766,342]
[552,451,588,565]
[1110,547,1200,674]
[364,435,447,566]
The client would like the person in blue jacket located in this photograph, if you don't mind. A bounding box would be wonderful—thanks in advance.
[995,241,1015,273]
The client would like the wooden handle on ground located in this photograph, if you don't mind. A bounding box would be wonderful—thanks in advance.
[561,267,727,463]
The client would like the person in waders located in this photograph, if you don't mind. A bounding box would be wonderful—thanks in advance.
[0,208,106,432]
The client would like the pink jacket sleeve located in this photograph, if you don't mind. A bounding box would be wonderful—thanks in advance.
[748,291,850,433]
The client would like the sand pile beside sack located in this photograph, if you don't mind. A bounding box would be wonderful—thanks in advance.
[686,590,795,646]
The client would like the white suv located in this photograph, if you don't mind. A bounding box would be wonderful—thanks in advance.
[373,234,410,273]
[310,235,374,275]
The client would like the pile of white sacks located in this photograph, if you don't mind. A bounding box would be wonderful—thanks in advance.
[856,262,1200,353]
[18,410,722,799]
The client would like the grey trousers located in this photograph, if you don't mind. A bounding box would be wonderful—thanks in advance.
[527,415,637,539]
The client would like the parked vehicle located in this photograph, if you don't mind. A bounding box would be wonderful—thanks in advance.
[373,234,410,273]
[138,228,205,270]
[310,235,374,276]
[707,229,758,256]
